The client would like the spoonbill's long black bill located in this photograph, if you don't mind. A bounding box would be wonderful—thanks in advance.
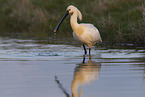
[54,10,69,32]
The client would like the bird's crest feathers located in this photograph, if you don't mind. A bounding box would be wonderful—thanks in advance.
[67,5,82,21]
[77,9,82,21]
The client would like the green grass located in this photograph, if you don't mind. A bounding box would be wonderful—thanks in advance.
[0,0,144,47]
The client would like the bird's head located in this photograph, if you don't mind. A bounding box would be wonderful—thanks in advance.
[54,5,82,32]
[67,5,75,15]
[67,5,82,21]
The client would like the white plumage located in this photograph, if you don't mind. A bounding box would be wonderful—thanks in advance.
[73,23,102,45]
[54,5,102,55]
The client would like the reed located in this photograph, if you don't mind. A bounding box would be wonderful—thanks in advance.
[0,0,144,47]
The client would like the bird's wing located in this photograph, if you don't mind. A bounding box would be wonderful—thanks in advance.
[80,23,98,31]
[80,23,99,34]
[80,23,94,27]
[80,23,102,43]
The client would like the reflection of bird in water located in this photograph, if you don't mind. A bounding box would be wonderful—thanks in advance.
[55,76,70,97]
[55,56,101,97]
[71,56,101,97]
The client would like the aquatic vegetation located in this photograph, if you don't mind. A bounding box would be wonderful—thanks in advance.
[0,0,144,47]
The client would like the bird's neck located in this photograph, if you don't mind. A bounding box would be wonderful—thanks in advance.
[70,12,79,31]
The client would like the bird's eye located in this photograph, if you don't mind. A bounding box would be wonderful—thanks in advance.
[68,9,71,11]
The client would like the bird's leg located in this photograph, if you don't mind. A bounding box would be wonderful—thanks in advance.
[89,54,92,59]
[82,44,87,55]
[88,44,92,55]
[82,55,86,63]
[89,48,91,55]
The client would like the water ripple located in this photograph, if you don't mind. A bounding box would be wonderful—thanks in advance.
[0,37,145,61]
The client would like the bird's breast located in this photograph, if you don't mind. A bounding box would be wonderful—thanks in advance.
[73,25,84,37]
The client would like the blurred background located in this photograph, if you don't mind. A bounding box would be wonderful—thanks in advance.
[0,1,145,97]
[0,0,144,47]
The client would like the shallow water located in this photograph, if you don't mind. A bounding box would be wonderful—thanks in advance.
[0,37,145,97]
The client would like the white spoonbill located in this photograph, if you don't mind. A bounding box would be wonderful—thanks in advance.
[54,5,102,55]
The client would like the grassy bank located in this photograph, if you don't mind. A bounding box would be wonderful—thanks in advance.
[0,0,144,47]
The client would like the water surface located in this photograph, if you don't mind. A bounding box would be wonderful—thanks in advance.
[0,37,145,97]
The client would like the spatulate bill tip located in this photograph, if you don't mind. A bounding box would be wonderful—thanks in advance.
[54,29,57,33]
